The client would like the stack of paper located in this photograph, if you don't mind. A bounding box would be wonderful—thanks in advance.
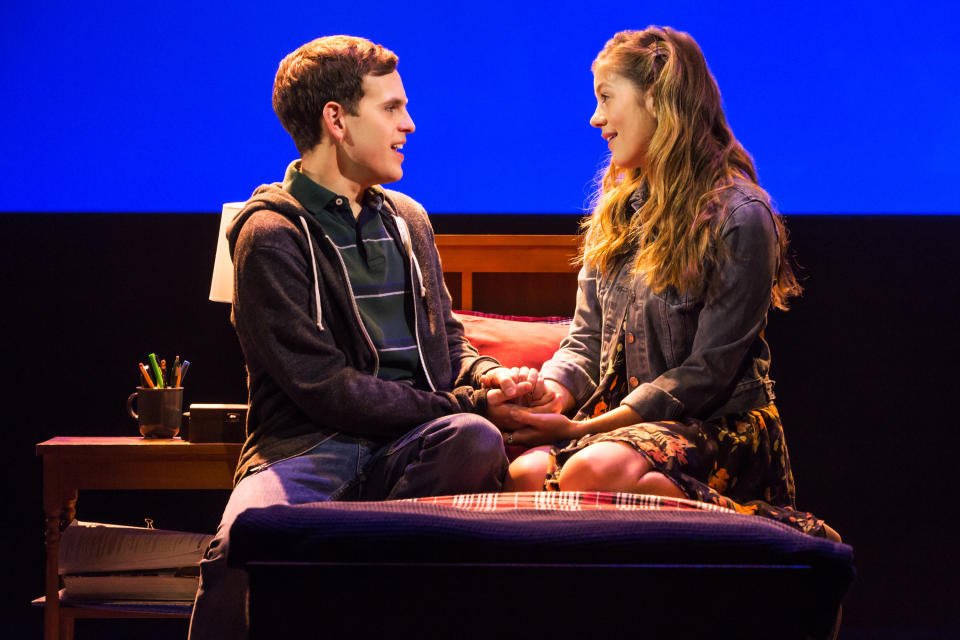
[58,520,213,601]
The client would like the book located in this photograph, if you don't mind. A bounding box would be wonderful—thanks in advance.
[59,520,212,574]
[58,520,213,601]
[63,568,201,601]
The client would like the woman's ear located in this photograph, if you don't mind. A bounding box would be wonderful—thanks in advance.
[322,101,346,142]
[644,88,657,119]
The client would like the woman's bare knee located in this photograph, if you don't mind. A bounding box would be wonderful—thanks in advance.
[556,443,687,498]
[635,471,686,499]
[503,446,551,492]
[557,442,651,492]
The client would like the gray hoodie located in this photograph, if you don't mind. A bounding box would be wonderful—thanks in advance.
[227,183,498,484]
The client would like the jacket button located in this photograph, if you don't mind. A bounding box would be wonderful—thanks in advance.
[625,332,635,344]
[629,377,639,387]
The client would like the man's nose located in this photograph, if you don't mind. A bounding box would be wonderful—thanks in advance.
[401,111,415,133]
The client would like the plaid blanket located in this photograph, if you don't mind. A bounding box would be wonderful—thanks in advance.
[409,490,736,513]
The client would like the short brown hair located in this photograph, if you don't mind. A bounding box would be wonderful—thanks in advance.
[273,35,398,153]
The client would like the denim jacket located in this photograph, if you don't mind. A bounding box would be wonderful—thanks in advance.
[541,183,780,422]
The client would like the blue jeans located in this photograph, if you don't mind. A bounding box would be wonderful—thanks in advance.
[188,413,507,640]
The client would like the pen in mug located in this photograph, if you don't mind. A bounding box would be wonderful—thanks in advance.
[179,360,191,385]
[138,362,156,388]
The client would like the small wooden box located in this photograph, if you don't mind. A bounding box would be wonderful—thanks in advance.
[184,404,248,443]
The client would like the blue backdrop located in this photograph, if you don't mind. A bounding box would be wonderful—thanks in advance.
[2,1,957,214]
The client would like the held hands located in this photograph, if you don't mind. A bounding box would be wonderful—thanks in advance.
[482,368,577,444]
[485,366,644,447]
[480,366,552,407]
[482,366,556,434]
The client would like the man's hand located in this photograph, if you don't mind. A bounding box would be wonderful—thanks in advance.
[485,385,538,432]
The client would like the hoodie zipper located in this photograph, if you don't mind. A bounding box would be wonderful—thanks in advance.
[323,235,380,377]
[393,216,437,392]
[410,253,436,392]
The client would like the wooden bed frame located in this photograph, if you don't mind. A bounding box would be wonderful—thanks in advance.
[435,234,580,315]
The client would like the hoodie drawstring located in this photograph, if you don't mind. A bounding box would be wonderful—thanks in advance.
[298,216,324,331]
[394,216,426,297]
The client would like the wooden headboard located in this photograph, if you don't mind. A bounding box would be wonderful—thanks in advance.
[435,235,580,317]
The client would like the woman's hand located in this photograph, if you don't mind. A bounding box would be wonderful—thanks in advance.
[504,409,580,447]
[534,379,575,414]
[505,403,645,448]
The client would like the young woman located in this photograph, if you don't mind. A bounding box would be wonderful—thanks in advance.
[502,26,837,540]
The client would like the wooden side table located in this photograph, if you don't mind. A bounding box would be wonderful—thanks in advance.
[36,437,241,640]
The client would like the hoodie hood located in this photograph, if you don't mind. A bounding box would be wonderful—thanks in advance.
[227,183,304,259]
[227,183,329,329]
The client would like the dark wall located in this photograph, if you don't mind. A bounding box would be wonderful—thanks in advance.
[2,213,957,637]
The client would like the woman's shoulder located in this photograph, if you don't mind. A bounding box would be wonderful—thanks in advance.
[717,181,777,237]
[719,179,772,210]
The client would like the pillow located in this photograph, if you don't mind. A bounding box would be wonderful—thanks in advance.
[454,311,569,369]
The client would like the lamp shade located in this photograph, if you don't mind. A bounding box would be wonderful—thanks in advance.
[209,202,245,303]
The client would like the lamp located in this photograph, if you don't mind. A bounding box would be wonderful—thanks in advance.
[209,202,245,303]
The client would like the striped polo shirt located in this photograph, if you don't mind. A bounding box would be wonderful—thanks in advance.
[282,161,422,383]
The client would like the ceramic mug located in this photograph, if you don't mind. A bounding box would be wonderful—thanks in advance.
[126,387,183,438]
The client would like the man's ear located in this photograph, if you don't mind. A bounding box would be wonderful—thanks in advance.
[322,101,347,142]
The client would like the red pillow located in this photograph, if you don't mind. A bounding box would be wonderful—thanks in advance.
[454,312,569,369]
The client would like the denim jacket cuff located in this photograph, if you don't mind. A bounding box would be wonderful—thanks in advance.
[621,382,684,421]
[540,359,597,408]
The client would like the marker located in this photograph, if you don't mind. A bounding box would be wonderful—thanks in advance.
[178,360,191,386]
[171,356,181,388]
[138,363,156,388]
[147,353,164,388]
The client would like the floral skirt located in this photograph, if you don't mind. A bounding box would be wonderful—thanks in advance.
[543,404,831,538]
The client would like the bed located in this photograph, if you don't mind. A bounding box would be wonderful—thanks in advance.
[227,234,854,639]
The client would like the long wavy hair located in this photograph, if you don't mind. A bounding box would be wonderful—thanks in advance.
[582,27,800,310]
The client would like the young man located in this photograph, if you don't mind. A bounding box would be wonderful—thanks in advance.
[189,35,533,639]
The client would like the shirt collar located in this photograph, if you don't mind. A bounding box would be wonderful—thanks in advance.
[281,159,385,222]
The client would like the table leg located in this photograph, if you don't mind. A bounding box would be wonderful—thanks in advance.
[59,611,75,640]
[43,455,77,640]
